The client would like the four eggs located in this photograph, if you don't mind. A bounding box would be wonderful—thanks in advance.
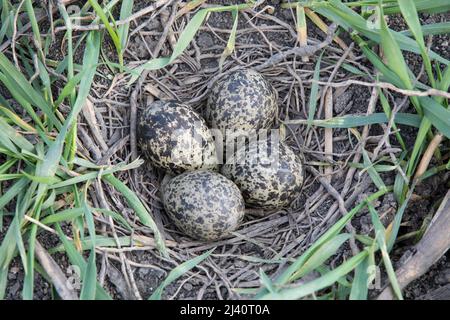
[137,69,304,241]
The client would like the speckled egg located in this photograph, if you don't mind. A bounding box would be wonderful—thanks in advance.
[162,170,245,241]
[221,139,303,210]
[206,69,278,135]
[137,100,218,174]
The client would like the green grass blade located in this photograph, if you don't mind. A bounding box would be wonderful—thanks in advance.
[94,208,132,231]
[0,267,7,299]
[219,9,238,70]
[118,0,134,52]
[13,217,28,275]
[80,250,97,300]
[398,0,435,87]
[81,192,96,247]
[340,63,367,77]
[0,125,18,154]
[24,0,42,50]
[49,159,142,189]
[406,117,430,178]
[348,162,396,172]
[393,151,408,203]
[362,149,387,191]
[405,96,450,184]
[37,58,53,104]
[350,34,405,88]
[259,251,368,300]
[129,2,270,84]
[42,190,56,210]
[273,188,390,287]
[259,269,276,293]
[0,73,45,131]
[0,53,61,129]
[55,224,111,300]
[42,207,131,231]
[420,97,450,139]
[285,112,421,128]
[64,31,101,164]
[383,0,450,15]
[0,158,18,174]
[0,12,11,45]
[0,174,23,182]
[439,64,450,92]
[387,184,416,251]
[149,249,213,300]
[22,203,42,300]
[88,0,122,68]
[103,174,167,256]
[0,117,34,152]
[130,8,209,84]
[349,256,369,300]
[400,22,450,37]
[378,1,413,90]
[41,31,100,179]
[368,204,403,299]
[315,0,449,65]
[49,235,137,254]
[0,178,29,210]
[290,233,352,282]
[0,220,18,271]
[41,208,84,225]
[0,105,37,133]
[53,70,85,109]
[21,171,59,185]
[307,52,323,130]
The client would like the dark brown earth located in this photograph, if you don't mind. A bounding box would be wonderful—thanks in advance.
[1,1,449,300]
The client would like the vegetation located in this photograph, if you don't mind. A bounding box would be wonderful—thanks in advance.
[0,0,449,300]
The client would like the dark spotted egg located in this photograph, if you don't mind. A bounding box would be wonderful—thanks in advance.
[206,69,278,136]
[137,101,218,174]
[221,139,303,211]
[162,170,245,241]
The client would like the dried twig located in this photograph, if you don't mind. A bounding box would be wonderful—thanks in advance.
[324,88,333,182]
[377,190,450,300]
[106,264,134,300]
[155,1,180,55]
[304,8,355,59]
[94,180,142,300]
[35,240,79,300]
[130,72,148,165]
[255,23,337,70]
[83,99,108,152]
[308,79,450,99]
[12,0,26,69]
[414,133,443,181]
[296,6,309,63]
[419,284,450,300]
[307,166,360,254]
[0,0,78,52]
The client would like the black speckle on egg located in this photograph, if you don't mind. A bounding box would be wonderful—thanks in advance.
[221,139,304,212]
[162,170,245,241]
[137,101,218,174]
[206,69,278,135]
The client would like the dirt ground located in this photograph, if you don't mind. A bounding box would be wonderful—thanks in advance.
[1,1,449,300]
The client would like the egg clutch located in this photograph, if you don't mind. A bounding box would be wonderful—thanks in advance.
[137,69,304,241]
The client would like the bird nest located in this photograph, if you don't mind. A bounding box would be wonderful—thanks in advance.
[4,0,448,301]
[71,1,391,299]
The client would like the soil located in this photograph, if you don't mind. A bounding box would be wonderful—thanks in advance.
[1,1,449,300]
